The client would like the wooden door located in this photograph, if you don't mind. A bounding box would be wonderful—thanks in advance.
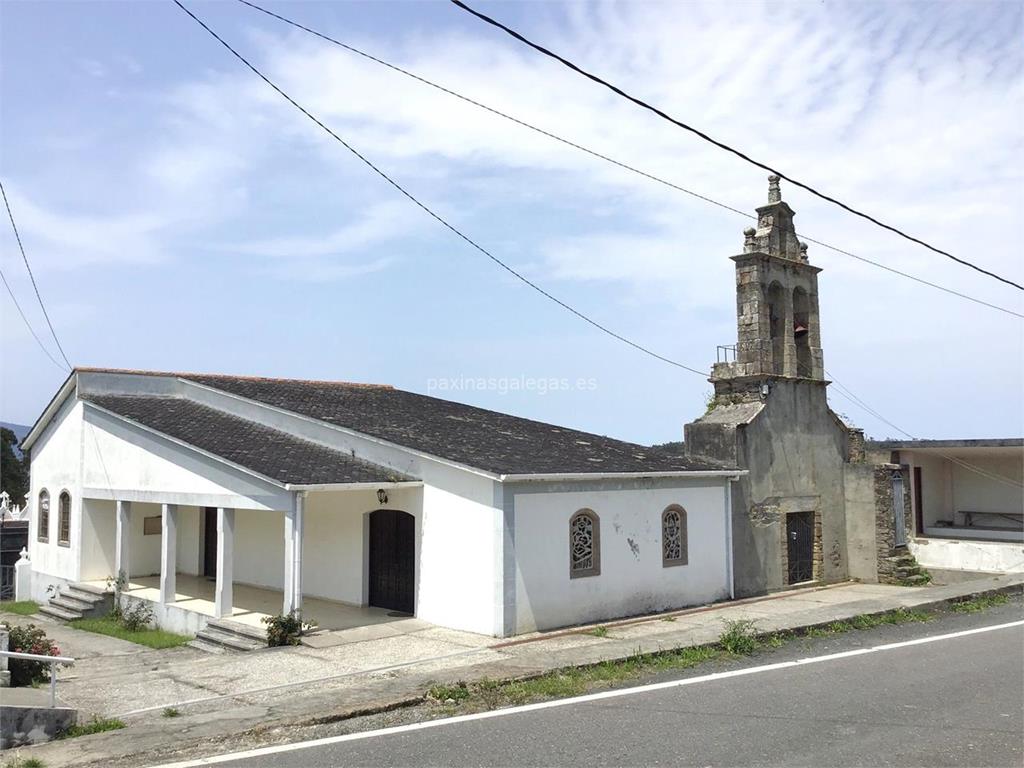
[913,467,924,535]
[368,510,415,614]
[203,507,217,579]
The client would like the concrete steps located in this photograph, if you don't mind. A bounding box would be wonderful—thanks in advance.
[190,619,265,653]
[38,582,112,622]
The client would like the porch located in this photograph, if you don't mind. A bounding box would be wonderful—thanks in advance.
[86,573,421,633]
[77,483,424,636]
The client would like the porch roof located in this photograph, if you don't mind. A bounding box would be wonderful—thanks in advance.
[84,394,415,487]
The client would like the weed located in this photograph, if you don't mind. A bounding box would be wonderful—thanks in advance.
[661,615,677,622]
[426,682,470,702]
[950,593,1010,614]
[718,619,760,655]
[3,758,47,768]
[61,716,126,739]
[587,625,609,638]
[162,707,181,718]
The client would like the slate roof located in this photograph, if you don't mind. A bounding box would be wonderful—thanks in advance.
[84,394,413,487]
[177,373,731,475]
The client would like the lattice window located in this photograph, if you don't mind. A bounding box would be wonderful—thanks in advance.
[58,491,71,546]
[569,509,600,578]
[662,505,688,567]
[37,489,50,542]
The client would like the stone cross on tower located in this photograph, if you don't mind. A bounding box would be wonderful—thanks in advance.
[713,176,825,388]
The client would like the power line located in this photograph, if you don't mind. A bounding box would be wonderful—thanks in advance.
[0,264,69,372]
[450,0,1024,293]
[826,371,1023,490]
[235,0,1022,321]
[1,180,73,368]
[173,0,708,377]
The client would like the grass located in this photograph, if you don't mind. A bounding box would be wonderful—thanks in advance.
[162,707,181,718]
[60,716,126,739]
[950,593,1010,614]
[0,600,39,616]
[422,606,943,713]
[586,625,609,638]
[68,615,191,649]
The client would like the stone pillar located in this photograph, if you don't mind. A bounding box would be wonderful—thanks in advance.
[14,548,32,602]
[283,508,295,615]
[214,507,234,619]
[115,500,132,581]
[160,503,178,604]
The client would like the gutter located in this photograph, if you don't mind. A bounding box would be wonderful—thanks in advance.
[498,470,747,482]
[284,481,423,492]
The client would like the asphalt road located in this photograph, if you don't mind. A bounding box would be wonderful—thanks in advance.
[183,609,1024,768]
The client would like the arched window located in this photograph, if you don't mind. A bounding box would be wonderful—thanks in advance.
[569,509,600,578]
[662,505,688,567]
[37,489,50,543]
[58,491,71,546]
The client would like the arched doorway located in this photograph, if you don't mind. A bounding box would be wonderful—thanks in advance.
[368,509,415,614]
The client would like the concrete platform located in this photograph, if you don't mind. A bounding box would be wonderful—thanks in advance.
[86,574,415,633]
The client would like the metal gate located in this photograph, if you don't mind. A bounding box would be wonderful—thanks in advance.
[892,470,907,547]
[368,509,415,614]
[786,511,815,584]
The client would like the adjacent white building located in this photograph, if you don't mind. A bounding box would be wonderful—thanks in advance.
[20,368,742,638]
[870,439,1024,574]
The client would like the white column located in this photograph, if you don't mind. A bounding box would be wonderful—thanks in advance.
[293,492,305,617]
[160,503,178,604]
[115,500,132,581]
[215,507,234,618]
[283,508,295,615]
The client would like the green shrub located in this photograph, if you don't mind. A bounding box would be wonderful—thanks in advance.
[261,611,316,647]
[718,618,760,655]
[2,622,65,687]
[117,601,154,632]
[162,707,181,718]
[427,682,470,702]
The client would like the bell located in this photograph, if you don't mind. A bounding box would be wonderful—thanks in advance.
[793,323,808,336]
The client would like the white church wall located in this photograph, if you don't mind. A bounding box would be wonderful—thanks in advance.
[416,465,499,636]
[28,396,83,586]
[511,480,731,634]
[80,499,116,581]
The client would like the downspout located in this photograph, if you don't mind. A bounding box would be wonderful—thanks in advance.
[725,477,736,600]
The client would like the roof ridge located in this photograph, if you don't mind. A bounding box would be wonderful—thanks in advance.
[75,367,392,389]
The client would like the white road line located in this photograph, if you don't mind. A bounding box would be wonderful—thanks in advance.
[150,619,1024,768]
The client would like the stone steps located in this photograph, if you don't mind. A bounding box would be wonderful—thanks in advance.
[39,582,113,622]
[190,619,265,653]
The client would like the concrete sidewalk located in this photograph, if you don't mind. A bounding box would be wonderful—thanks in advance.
[4,573,1022,768]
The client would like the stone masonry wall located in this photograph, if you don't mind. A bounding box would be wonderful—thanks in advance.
[874,463,916,583]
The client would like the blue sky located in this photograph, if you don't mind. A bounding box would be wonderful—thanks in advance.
[1,0,1022,444]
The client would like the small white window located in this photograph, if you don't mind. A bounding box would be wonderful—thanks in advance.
[37,489,50,543]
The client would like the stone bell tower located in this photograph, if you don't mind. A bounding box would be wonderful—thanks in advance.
[713,175,824,393]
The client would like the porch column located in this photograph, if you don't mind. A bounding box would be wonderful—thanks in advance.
[160,503,177,604]
[115,500,132,581]
[283,508,295,615]
[214,507,234,618]
[293,492,305,616]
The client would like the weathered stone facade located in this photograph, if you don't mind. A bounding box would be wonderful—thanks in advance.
[685,177,893,595]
